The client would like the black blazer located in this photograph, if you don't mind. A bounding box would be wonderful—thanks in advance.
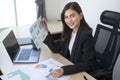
[44,25,96,75]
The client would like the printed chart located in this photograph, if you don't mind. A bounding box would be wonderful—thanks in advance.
[29,17,48,49]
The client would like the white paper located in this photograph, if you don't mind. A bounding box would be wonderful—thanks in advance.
[0,70,30,80]
[22,58,70,80]
[29,17,48,49]
[0,58,70,80]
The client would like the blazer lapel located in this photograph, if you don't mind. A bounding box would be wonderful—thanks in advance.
[70,26,84,62]
[64,39,70,58]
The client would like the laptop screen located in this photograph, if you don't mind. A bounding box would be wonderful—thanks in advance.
[3,30,20,61]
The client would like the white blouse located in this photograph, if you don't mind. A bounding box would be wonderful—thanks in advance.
[69,32,76,55]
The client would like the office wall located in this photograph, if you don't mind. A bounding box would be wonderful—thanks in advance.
[45,0,61,20]
[45,0,120,35]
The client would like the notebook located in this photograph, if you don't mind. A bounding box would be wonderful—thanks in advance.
[2,30,40,63]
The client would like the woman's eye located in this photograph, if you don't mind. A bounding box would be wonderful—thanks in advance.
[64,16,68,19]
[70,14,75,18]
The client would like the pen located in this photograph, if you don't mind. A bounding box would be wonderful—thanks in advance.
[83,75,87,80]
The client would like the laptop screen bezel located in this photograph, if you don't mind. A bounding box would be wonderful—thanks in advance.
[2,30,20,61]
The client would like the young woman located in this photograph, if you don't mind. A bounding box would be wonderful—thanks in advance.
[41,1,96,78]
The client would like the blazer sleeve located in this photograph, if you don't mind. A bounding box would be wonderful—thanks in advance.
[43,32,62,53]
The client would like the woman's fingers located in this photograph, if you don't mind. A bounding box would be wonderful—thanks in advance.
[40,18,49,32]
[46,68,64,78]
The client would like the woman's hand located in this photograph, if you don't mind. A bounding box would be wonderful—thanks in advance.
[46,68,64,78]
[41,18,49,32]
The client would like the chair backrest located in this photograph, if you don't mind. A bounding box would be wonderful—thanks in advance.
[113,54,120,80]
[94,10,120,71]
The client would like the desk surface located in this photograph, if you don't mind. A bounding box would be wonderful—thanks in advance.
[11,20,63,38]
[0,23,96,80]
[11,44,96,80]
[40,44,96,80]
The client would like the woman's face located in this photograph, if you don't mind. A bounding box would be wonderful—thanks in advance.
[64,9,82,32]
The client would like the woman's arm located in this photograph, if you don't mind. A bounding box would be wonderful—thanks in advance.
[44,31,64,54]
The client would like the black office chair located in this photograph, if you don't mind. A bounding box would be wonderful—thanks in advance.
[91,10,120,80]
[112,54,120,80]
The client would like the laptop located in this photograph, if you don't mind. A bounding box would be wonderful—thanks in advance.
[2,30,40,63]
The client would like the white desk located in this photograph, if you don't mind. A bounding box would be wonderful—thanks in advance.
[11,20,63,38]
[10,44,96,80]
[0,23,96,80]
[0,20,62,74]
[47,20,62,34]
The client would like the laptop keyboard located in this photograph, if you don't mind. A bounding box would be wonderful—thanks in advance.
[18,49,32,60]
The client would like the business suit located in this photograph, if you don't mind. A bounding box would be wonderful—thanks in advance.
[44,25,96,75]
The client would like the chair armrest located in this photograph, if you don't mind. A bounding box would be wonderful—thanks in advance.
[91,69,112,78]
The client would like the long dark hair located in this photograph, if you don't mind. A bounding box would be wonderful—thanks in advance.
[61,2,92,40]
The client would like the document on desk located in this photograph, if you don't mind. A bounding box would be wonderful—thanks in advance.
[0,70,30,80]
[0,58,70,80]
[24,58,70,80]
[29,17,48,49]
